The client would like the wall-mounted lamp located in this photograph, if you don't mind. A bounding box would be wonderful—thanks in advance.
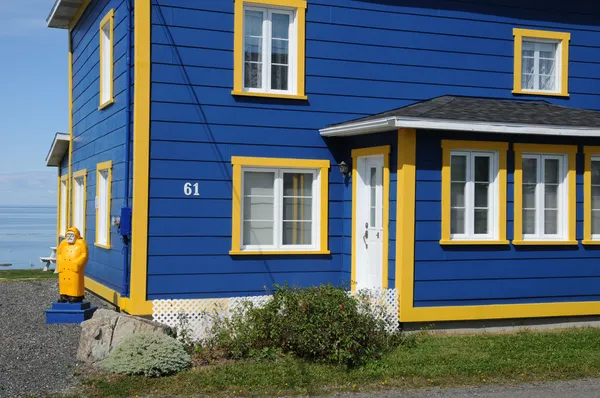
[337,161,350,177]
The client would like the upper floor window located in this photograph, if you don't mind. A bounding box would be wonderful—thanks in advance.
[232,0,307,100]
[441,140,508,245]
[513,28,570,97]
[99,9,115,109]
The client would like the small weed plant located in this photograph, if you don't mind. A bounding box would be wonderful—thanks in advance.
[100,332,191,377]
[207,284,408,367]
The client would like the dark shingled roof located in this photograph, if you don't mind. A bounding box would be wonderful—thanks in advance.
[328,96,600,129]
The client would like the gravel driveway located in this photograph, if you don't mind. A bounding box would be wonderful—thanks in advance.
[0,279,110,398]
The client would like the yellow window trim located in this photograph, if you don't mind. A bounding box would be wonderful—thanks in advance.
[513,28,570,97]
[99,9,115,109]
[232,0,307,99]
[512,240,578,246]
[95,161,112,249]
[230,156,330,254]
[350,145,391,291]
[72,169,88,238]
[58,174,70,238]
[440,140,508,245]
[513,143,577,244]
[583,146,600,243]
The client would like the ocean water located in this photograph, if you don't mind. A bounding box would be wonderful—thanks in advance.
[0,206,56,270]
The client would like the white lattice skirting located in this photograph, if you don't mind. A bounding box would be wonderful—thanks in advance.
[153,289,399,341]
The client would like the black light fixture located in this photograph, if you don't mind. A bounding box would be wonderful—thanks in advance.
[337,161,350,177]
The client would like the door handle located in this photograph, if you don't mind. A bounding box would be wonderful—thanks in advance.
[364,229,368,239]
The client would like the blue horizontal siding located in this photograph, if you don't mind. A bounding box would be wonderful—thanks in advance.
[70,0,132,293]
[147,0,600,302]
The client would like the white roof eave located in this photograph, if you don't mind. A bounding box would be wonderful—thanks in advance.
[46,0,85,29]
[45,133,70,167]
[319,117,600,138]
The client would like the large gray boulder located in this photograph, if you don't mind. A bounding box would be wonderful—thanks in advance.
[77,309,173,364]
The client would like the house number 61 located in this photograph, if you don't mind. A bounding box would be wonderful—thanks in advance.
[184,182,200,196]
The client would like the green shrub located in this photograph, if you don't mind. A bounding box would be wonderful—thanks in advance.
[209,284,404,367]
[100,332,191,377]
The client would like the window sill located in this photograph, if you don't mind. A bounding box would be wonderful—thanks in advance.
[229,250,330,256]
[231,90,308,101]
[512,89,569,98]
[512,240,578,246]
[98,98,115,110]
[94,242,111,250]
[582,240,600,245]
[439,240,510,246]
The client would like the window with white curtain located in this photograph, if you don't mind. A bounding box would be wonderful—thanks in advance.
[99,10,114,108]
[591,157,600,239]
[449,150,499,240]
[521,39,560,93]
[96,163,112,248]
[241,167,319,250]
[59,177,68,236]
[243,5,296,94]
[522,153,568,240]
[72,174,86,238]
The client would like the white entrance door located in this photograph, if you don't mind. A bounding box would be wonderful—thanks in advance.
[355,154,384,290]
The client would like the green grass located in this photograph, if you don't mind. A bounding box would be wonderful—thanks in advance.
[0,269,58,281]
[78,328,600,397]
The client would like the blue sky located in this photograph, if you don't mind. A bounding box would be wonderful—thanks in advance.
[0,0,67,206]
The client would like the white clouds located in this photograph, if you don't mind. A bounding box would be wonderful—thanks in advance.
[0,170,57,206]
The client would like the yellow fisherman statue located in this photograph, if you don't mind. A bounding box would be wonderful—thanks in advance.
[57,227,89,303]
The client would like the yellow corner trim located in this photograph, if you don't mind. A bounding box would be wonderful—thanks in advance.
[513,28,570,97]
[230,250,331,255]
[231,90,308,101]
[396,129,417,318]
[231,156,330,168]
[233,0,306,97]
[350,145,391,290]
[98,98,115,110]
[439,240,510,245]
[73,169,87,178]
[512,240,579,246]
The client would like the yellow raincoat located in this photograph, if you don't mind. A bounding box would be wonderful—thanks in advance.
[57,227,89,297]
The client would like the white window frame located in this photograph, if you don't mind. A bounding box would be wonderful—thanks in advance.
[242,5,298,95]
[591,156,600,240]
[449,150,499,241]
[522,153,569,241]
[72,173,86,238]
[521,37,562,94]
[240,167,321,252]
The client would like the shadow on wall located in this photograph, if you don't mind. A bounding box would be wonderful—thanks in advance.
[354,0,600,26]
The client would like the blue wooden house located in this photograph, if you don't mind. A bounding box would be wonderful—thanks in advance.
[44,0,600,323]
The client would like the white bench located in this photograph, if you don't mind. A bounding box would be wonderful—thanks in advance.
[40,247,57,273]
